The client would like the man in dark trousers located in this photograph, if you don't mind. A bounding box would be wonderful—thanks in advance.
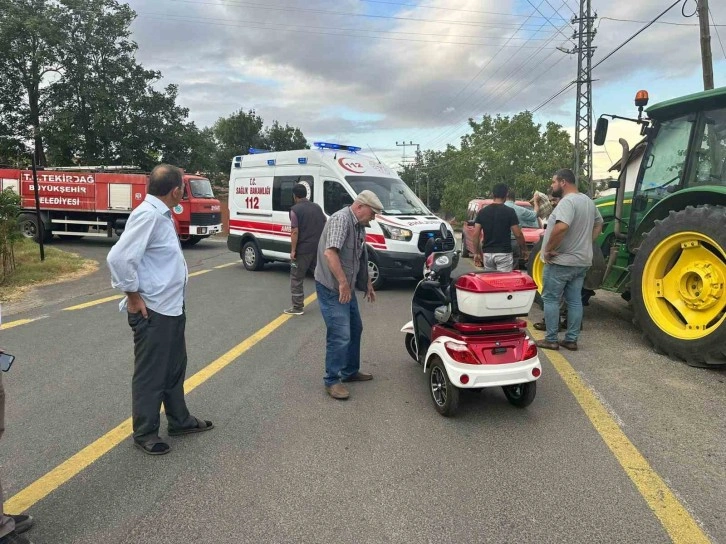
[284,184,326,315]
[473,183,527,272]
[107,164,213,455]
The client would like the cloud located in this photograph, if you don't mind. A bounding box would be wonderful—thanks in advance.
[124,0,726,166]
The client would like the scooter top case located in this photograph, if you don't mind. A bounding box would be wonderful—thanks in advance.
[455,271,537,320]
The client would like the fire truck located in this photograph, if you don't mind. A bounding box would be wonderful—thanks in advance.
[0,166,222,246]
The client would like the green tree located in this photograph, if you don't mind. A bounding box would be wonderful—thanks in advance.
[261,120,308,152]
[0,189,21,281]
[0,0,66,165]
[212,109,265,174]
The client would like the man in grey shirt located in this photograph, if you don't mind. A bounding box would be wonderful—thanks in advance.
[536,168,602,351]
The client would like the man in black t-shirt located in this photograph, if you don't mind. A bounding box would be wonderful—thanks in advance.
[473,183,527,272]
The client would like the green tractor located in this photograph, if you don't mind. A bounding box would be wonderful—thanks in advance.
[530,87,726,367]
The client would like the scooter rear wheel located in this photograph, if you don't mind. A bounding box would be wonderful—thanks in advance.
[502,381,537,408]
[428,357,460,416]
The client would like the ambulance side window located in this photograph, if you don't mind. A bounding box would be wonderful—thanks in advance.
[273,175,313,212]
[323,180,352,215]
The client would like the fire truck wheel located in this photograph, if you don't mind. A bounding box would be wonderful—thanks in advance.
[181,236,202,247]
[18,214,52,243]
[242,240,265,271]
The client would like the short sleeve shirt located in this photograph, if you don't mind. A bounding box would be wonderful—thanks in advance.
[475,203,519,254]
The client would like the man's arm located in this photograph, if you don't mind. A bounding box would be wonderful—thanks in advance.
[290,227,299,259]
[511,225,526,255]
[592,222,603,242]
[106,211,155,316]
[472,223,483,266]
[324,248,351,303]
[544,221,569,262]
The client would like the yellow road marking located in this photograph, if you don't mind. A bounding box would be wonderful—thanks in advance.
[0,317,45,330]
[62,263,237,311]
[63,295,124,311]
[5,293,318,515]
[213,262,238,269]
[526,320,710,544]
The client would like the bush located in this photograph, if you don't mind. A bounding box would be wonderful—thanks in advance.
[0,189,22,283]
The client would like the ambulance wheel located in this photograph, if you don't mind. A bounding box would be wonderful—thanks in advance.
[428,356,459,416]
[242,240,264,271]
[368,252,384,290]
[18,214,52,243]
[461,233,469,258]
[502,381,536,408]
[404,333,419,363]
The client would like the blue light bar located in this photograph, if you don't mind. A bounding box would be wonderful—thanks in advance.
[313,141,361,152]
[298,157,307,164]
[249,147,271,154]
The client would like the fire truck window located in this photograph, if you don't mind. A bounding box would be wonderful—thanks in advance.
[323,180,352,215]
[273,175,313,212]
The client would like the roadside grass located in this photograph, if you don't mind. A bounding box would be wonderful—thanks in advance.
[0,238,98,302]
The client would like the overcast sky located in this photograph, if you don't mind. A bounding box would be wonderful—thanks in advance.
[125,0,726,179]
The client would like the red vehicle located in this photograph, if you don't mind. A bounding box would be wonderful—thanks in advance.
[461,198,544,267]
[0,167,222,246]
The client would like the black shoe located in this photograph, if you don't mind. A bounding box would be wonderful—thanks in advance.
[0,530,33,544]
[9,515,33,534]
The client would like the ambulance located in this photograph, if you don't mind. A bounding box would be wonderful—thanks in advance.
[226,142,454,288]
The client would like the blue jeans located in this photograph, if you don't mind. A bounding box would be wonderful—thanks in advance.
[542,264,589,343]
[316,282,363,386]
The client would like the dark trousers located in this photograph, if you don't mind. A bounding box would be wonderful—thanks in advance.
[290,252,316,310]
[128,308,195,442]
[0,374,15,538]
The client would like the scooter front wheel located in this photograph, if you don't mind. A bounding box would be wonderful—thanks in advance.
[428,357,460,416]
[502,381,537,408]
[404,333,420,364]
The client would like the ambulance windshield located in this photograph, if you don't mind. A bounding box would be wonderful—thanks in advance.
[346,176,429,215]
[189,178,215,198]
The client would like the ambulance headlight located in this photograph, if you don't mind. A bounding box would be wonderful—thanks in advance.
[380,224,413,241]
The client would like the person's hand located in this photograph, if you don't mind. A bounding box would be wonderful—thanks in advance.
[366,282,376,303]
[338,282,352,304]
[290,249,296,260]
[473,255,483,268]
[522,250,530,262]
[127,293,148,318]
[542,250,558,264]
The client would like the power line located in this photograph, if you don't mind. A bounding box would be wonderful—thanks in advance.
[599,16,726,27]
[526,0,576,46]
[166,0,573,31]
[358,0,568,21]
[593,0,684,71]
[710,7,726,60]
[131,11,560,47]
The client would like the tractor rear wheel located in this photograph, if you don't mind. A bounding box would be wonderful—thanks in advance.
[631,205,726,367]
[526,238,544,309]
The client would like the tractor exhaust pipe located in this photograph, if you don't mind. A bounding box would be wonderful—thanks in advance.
[604,138,630,282]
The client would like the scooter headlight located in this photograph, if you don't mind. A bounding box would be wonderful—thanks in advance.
[380,223,413,241]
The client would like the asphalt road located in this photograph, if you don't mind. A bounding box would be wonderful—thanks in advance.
[0,235,724,543]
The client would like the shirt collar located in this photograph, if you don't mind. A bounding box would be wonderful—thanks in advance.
[145,194,172,217]
[347,206,361,227]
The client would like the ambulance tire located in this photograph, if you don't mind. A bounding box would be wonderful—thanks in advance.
[368,251,384,290]
[19,214,53,243]
[242,240,265,271]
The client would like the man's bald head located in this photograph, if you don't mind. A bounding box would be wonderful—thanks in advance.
[148,164,183,197]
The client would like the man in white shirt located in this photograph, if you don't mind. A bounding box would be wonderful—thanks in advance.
[107,164,213,455]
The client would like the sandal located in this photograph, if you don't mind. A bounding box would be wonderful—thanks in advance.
[168,417,214,436]
[134,439,171,455]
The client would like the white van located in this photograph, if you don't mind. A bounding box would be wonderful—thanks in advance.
[226,142,454,288]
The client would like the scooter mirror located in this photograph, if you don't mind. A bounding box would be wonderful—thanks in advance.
[439,223,448,240]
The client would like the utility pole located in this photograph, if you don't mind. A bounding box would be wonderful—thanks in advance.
[573,0,597,197]
[396,140,421,198]
[697,0,714,90]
